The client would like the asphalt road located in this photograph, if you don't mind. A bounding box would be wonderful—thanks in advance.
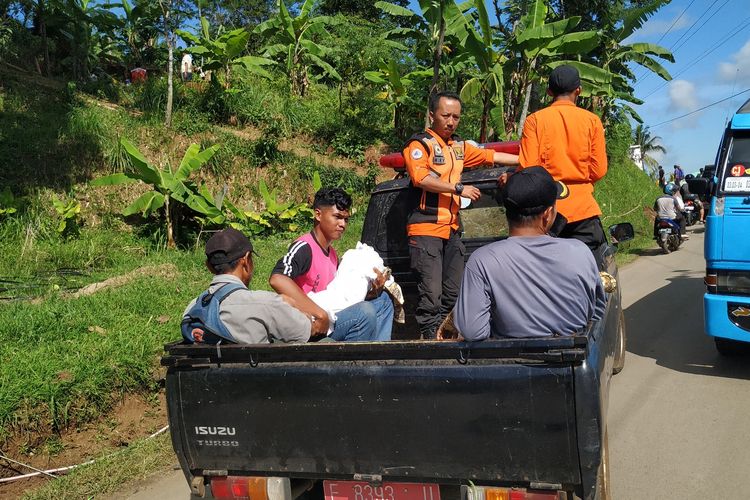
[609,225,750,500]
[119,226,750,500]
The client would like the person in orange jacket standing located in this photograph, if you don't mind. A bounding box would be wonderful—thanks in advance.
[514,64,608,250]
[403,91,518,340]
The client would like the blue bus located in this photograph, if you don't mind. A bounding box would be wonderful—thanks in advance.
[704,98,750,355]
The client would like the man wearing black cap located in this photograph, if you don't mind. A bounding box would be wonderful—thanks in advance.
[454,167,606,340]
[514,64,608,251]
[182,228,312,344]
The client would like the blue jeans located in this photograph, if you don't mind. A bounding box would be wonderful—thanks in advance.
[330,292,394,342]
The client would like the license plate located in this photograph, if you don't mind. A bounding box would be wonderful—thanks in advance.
[659,228,671,234]
[685,206,694,211]
[324,480,440,500]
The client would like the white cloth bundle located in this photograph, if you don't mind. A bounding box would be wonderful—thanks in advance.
[307,242,393,333]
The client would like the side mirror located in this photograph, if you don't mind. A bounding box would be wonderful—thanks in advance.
[609,223,634,245]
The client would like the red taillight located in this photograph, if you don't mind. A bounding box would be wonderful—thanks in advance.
[211,477,232,498]
[477,487,561,500]
[210,476,268,499]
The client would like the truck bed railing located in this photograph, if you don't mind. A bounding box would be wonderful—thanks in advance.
[162,337,588,366]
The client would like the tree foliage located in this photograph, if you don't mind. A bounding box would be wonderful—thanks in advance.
[255,0,341,96]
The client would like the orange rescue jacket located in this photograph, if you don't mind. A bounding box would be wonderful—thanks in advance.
[519,100,608,223]
[403,129,494,239]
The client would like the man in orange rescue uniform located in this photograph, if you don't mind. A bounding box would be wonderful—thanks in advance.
[404,91,518,340]
[516,64,608,250]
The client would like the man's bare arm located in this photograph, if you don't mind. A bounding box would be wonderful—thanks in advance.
[270,273,330,335]
[493,151,519,165]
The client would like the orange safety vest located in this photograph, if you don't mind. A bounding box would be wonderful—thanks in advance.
[403,130,492,239]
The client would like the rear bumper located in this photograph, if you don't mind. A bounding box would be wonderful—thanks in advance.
[704,293,750,341]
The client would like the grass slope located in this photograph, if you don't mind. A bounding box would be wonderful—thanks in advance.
[595,156,662,264]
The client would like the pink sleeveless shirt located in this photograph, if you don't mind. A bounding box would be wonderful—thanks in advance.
[293,232,338,294]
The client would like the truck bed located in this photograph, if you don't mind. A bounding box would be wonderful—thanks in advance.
[163,338,589,489]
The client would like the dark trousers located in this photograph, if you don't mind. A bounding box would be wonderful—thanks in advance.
[409,231,465,339]
[552,215,607,251]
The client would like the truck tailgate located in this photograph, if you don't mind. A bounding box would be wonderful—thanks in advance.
[165,340,585,486]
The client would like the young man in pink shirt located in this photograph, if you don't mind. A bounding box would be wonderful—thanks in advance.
[270,188,393,341]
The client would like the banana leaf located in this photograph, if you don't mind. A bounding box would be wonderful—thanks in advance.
[122,191,165,217]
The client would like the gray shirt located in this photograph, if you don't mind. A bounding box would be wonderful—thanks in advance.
[654,195,679,219]
[454,235,606,340]
[183,274,311,344]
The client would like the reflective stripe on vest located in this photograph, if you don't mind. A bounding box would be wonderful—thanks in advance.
[407,134,465,230]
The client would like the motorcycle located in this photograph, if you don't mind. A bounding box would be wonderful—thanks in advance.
[683,196,700,226]
[655,219,682,254]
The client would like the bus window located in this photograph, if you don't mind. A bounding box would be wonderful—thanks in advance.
[722,132,750,193]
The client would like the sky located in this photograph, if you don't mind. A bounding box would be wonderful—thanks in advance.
[406,0,750,174]
[624,0,750,174]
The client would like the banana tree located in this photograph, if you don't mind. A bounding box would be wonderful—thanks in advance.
[364,59,431,137]
[591,0,674,125]
[375,0,468,125]
[91,139,220,248]
[178,17,274,87]
[457,0,599,139]
[52,0,121,80]
[255,0,341,97]
[118,0,160,68]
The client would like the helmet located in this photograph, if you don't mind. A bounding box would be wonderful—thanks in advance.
[685,174,695,180]
[664,182,677,195]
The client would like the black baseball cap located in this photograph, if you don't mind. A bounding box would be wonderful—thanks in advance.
[548,65,581,95]
[205,228,258,265]
[502,166,567,216]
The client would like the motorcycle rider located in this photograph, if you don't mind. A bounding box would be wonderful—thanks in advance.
[654,183,688,241]
[681,174,705,223]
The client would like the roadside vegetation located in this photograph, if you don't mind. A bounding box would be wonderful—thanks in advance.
[1,0,669,496]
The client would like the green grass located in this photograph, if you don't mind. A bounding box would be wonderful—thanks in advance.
[595,156,662,265]
[22,432,175,500]
[0,209,365,444]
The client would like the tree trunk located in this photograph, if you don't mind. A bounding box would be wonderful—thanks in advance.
[165,196,176,248]
[425,4,446,129]
[394,104,401,138]
[518,60,537,134]
[518,81,533,134]
[163,1,174,128]
[40,5,50,76]
[166,40,174,127]
[479,90,491,143]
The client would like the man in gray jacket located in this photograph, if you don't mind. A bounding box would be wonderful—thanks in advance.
[183,228,312,344]
[454,167,606,340]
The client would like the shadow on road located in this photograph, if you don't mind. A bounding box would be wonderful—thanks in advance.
[625,275,750,380]
[632,248,665,257]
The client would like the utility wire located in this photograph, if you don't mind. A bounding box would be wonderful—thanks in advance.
[655,0,697,46]
[671,0,728,53]
[641,15,750,100]
[650,88,750,129]
[636,0,726,84]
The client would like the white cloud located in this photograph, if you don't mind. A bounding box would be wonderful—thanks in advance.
[668,80,698,111]
[718,38,750,86]
[668,80,701,129]
[633,14,692,38]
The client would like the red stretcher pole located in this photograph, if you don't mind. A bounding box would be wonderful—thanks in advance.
[379,141,520,170]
